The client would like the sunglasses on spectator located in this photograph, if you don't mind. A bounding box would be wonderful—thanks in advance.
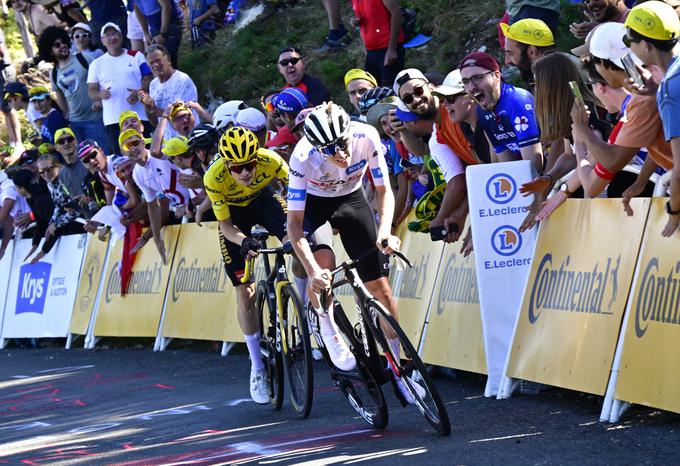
[461,70,494,87]
[178,152,194,160]
[122,139,143,151]
[401,85,426,105]
[52,39,68,49]
[622,34,641,48]
[319,138,348,157]
[57,136,75,145]
[39,166,57,175]
[73,33,90,40]
[279,57,301,67]
[442,94,461,105]
[81,153,98,164]
[228,160,257,174]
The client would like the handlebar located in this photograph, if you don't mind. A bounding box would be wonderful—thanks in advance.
[239,239,296,284]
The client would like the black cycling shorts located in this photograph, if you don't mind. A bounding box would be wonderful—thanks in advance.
[303,189,389,283]
[219,187,287,286]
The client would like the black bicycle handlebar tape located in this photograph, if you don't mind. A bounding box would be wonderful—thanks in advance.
[240,237,260,259]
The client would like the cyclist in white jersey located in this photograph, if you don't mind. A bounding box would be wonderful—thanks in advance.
[287,102,402,375]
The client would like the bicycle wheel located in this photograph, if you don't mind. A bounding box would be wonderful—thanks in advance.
[336,358,389,429]
[256,281,284,410]
[280,284,314,418]
[367,300,451,436]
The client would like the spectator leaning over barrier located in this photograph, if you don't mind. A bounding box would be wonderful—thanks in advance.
[235,107,268,147]
[70,22,104,61]
[53,127,89,197]
[121,128,189,262]
[38,26,110,154]
[30,85,68,146]
[162,135,209,222]
[277,47,330,106]
[133,0,184,68]
[10,169,54,262]
[0,170,23,260]
[624,0,680,236]
[460,52,544,232]
[87,22,153,154]
[350,0,404,87]
[344,68,377,117]
[570,0,630,40]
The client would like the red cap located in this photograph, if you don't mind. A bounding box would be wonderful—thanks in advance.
[460,52,500,72]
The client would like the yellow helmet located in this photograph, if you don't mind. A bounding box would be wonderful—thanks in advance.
[218,126,259,164]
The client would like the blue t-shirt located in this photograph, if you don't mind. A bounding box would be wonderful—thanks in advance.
[476,81,541,156]
[658,55,680,142]
[189,0,217,30]
[85,0,127,22]
[382,138,403,176]
[130,0,183,35]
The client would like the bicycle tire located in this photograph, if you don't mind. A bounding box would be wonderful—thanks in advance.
[367,300,451,436]
[280,284,314,418]
[256,281,284,410]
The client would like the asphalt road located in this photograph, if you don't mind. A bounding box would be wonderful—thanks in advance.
[0,344,678,465]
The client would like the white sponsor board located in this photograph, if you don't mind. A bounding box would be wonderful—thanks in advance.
[1,235,87,340]
[466,161,538,396]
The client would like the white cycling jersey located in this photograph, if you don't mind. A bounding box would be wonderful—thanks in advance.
[287,121,388,211]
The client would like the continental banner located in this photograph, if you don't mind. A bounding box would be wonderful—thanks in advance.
[421,242,486,374]
[505,198,649,396]
[615,199,680,413]
[93,225,180,337]
[69,236,109,336]
[161,222,243,343]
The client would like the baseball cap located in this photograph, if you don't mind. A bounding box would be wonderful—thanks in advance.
[168,101,192,121]
[71,22,92,35]
[393,68,429,96]
[624,1,680,41]
[292,108,313,132]
[54,127,76,143]
[367,96,399,133]
[111,155,132,172]
[118,110,141,128]
[272,88,308,114]
[459,52,500,72]
[4,81,28,101]
[590,22,640,69]
[235,107,266,132]
[29,86,51,101]
[118,128,143,148]
[77,139,99,159]
[500,18,554,47]
[433,69,466,97]
[571,27,597,57]
[395,100,421,122]
[100,22,122,38]
[344,69,378,89]
[162,136,190,157]
[17,150,39,167]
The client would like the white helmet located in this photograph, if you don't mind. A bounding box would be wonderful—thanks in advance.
[303,102,350,148]
[212,100,248,131]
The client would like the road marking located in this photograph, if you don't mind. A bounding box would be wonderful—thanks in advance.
[469,432,543,443]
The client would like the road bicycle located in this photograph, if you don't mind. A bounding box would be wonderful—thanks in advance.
[242,230,313,418]
[309,246,450,435]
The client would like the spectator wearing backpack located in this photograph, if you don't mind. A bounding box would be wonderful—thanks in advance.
[350,0,405,87]
[37,26,110,154]
[87,22,153,154]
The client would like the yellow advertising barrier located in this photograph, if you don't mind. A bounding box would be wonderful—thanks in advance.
[615,199,680,414]
[505,198,649,396]
[69,236,110,335]
[421,242,486,374]
[160,222,243,343]
[93,225,180,337]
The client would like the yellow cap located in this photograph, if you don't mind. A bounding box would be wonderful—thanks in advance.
[500,19,555,47]
[118,128,143,148]
[343,69,378,90]
[54,127,76,143]
[625,1,680,41]
[161,136,189,157]
[118,110,141,128]
[168,101,191,121]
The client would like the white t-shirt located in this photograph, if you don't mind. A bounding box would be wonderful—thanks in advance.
[132,154,189,206]
[0,173,31,219]
[429,124,465,183]
[287,121,389,211]
[98,155,127,193]
[87,49,151,126]
[150,70,199,140]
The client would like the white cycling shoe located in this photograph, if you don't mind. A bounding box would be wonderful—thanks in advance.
[321,333,356,371]
[250,368,269,404]
[396,376,426,404]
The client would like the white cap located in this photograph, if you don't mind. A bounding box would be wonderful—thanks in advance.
[100,22,122,38]
[393,68,429,96]
[71,22,92,34]
[235,107,266,132]
[589,22,641,69]
[434,69,465,97]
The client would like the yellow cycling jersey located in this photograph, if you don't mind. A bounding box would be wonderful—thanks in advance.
[203,148,289,221]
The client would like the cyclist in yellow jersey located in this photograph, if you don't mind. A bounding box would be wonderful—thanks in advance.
[203,126,289,405]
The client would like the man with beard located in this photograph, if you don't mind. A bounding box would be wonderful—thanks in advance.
[459,52,544,231]
[501,19,556,85]
[277,47,330,106]
[570,0,630,40]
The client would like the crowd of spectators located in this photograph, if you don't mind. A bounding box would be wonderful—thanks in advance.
[0,0,679,276]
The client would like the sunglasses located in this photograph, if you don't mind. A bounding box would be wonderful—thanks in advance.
[52,40,68,49]
[622,34,640,48]
[123,139,143,151]
[278,57,301,67]
[178,152,194,160]
[461,70,494,87]
[81,153,97,164]
[228,160,257,174]
[57,136,75,145]
[401,85,426,105]
[73,33,90,40]
[318,138,349,158]
[39,165,57,175]
[442,94,461,105]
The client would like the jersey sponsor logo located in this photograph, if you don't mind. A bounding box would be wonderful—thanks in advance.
[514,115,529,132]
[525,103,533,111]
[370,167,383,178]
[345,159,367,176]
[287,188,306,201]
[253,172,271,184]
[290,168,304,178]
